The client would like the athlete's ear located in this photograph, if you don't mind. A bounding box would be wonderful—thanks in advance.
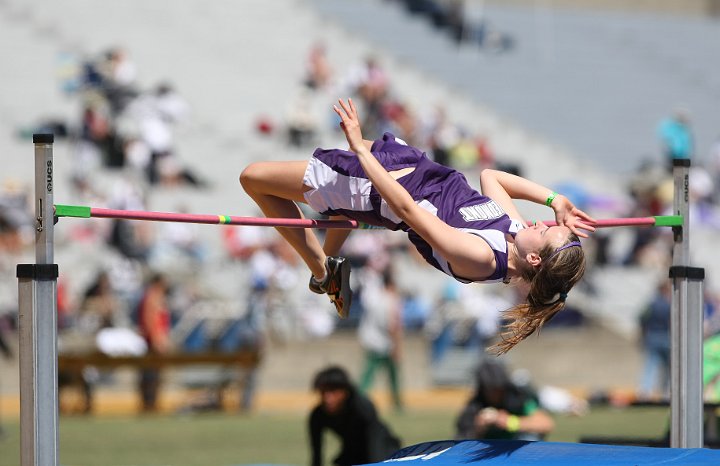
[526,251,542,268]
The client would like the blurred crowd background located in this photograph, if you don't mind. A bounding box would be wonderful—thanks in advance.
[1,0,720,461]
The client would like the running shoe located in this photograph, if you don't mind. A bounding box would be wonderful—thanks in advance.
[308,256,352,318]
[308,275,324,294]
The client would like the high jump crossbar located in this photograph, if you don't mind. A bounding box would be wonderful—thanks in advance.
[17,135,706,466]
[53,203,684,230]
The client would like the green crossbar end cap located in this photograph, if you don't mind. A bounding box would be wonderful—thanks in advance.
[654,215,683,227]
[55,204,91,218]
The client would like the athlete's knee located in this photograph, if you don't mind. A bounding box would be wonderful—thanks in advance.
[239,163,265,191]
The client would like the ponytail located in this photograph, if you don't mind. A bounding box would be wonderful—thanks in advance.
[489,234,586,355]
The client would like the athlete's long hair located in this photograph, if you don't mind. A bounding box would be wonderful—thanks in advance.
[489,233,586,355]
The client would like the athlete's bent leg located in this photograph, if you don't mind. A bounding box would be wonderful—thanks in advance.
[239,160,326,279]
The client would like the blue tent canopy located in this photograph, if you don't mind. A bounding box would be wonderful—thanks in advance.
[365,440,720,465]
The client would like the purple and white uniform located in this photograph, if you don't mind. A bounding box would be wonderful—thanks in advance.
[303,133,524,283]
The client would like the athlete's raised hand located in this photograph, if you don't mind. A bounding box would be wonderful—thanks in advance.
[333,98,366,154]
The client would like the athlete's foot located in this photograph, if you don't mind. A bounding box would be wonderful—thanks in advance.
[308,256,352,318]
[308,275,324,295]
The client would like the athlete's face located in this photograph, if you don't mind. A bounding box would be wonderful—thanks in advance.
[515,221,571,267]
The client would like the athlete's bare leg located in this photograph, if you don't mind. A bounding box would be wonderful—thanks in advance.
[240,160,328,279]
[241,160,415,278]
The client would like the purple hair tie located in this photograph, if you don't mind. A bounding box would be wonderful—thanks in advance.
[547,240,582,262]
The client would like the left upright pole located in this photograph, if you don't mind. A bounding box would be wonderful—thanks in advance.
[17,134,59,465]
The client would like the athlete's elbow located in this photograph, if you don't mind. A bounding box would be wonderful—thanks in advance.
[480,168,498,181]
[480,168,499,186]
[393,201,416,220]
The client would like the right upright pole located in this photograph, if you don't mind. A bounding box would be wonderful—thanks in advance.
[669,158,704,448]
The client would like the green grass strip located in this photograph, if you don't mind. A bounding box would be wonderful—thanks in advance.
[55,204,91,218]
[654,215,683,227]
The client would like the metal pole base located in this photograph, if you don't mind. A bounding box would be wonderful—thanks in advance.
[18,264,59,466]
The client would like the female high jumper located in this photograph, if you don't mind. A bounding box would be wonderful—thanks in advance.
[240,98,595,353]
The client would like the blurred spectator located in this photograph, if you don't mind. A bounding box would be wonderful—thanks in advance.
[149,207,207,270]
[704,333,720,403]
[80,100,125,168]
[304,42,333,91]
[0,189,31,356]
[709,136,720,204]
[704,290,720,402]
[91,47,140,116]
[400,290,431,331]
[382,100,419,146]
[108,218,153,262]
[394,0,513,53]
[622,160,673,267]
[105,176,153,262]
[106,47,138,89]
[286,89,319,148]
[342,56,389,137]
[137,273,172,412]
[358,267,404,412]
[58,270,127,413]
[232,297,265,413]
[536,383,589,417]
[423,104,458,166]
[62,47,209,191]
[455,359,554,441]
[222,222,275,262]
[636,280,672,400]
[76,270,120,334]
[420,104,501,173]
[247,237,304,341]
[110,79,204,187]
[425,280,505,364]
[56,278,73,332]
[657,108,693,171]
[308,366,401,466]
[0,312,12,360]
[0,193,30,254]
[341,230,391,271]
[445,0,467,45]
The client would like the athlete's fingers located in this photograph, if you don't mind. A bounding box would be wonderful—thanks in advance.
[578,222,596,232]
[332,105,347,124]
[338,98,352,118]
[570,222,592,238]
[576,210,597,224]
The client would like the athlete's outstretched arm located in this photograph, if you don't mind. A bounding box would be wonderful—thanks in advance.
[480,169,596,238]
[333,98,420,223]
[333,98,497,280]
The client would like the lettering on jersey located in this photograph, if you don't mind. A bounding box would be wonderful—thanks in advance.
[459,200,505,222]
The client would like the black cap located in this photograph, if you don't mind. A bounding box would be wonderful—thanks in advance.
[33,134,54,144]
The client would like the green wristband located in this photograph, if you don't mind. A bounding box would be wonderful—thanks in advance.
[545,191,558,207]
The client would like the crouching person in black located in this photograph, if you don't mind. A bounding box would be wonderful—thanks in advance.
[455,359,555,441]
[309,366,401,466]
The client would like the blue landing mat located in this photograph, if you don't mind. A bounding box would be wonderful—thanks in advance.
[369,440,720,465]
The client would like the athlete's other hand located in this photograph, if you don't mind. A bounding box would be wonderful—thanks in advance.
[552,195,596,238]
[333,98,366,154]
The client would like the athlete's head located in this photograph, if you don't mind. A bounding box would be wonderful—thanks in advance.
[490,222,586,354]
[513,221,570,264]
